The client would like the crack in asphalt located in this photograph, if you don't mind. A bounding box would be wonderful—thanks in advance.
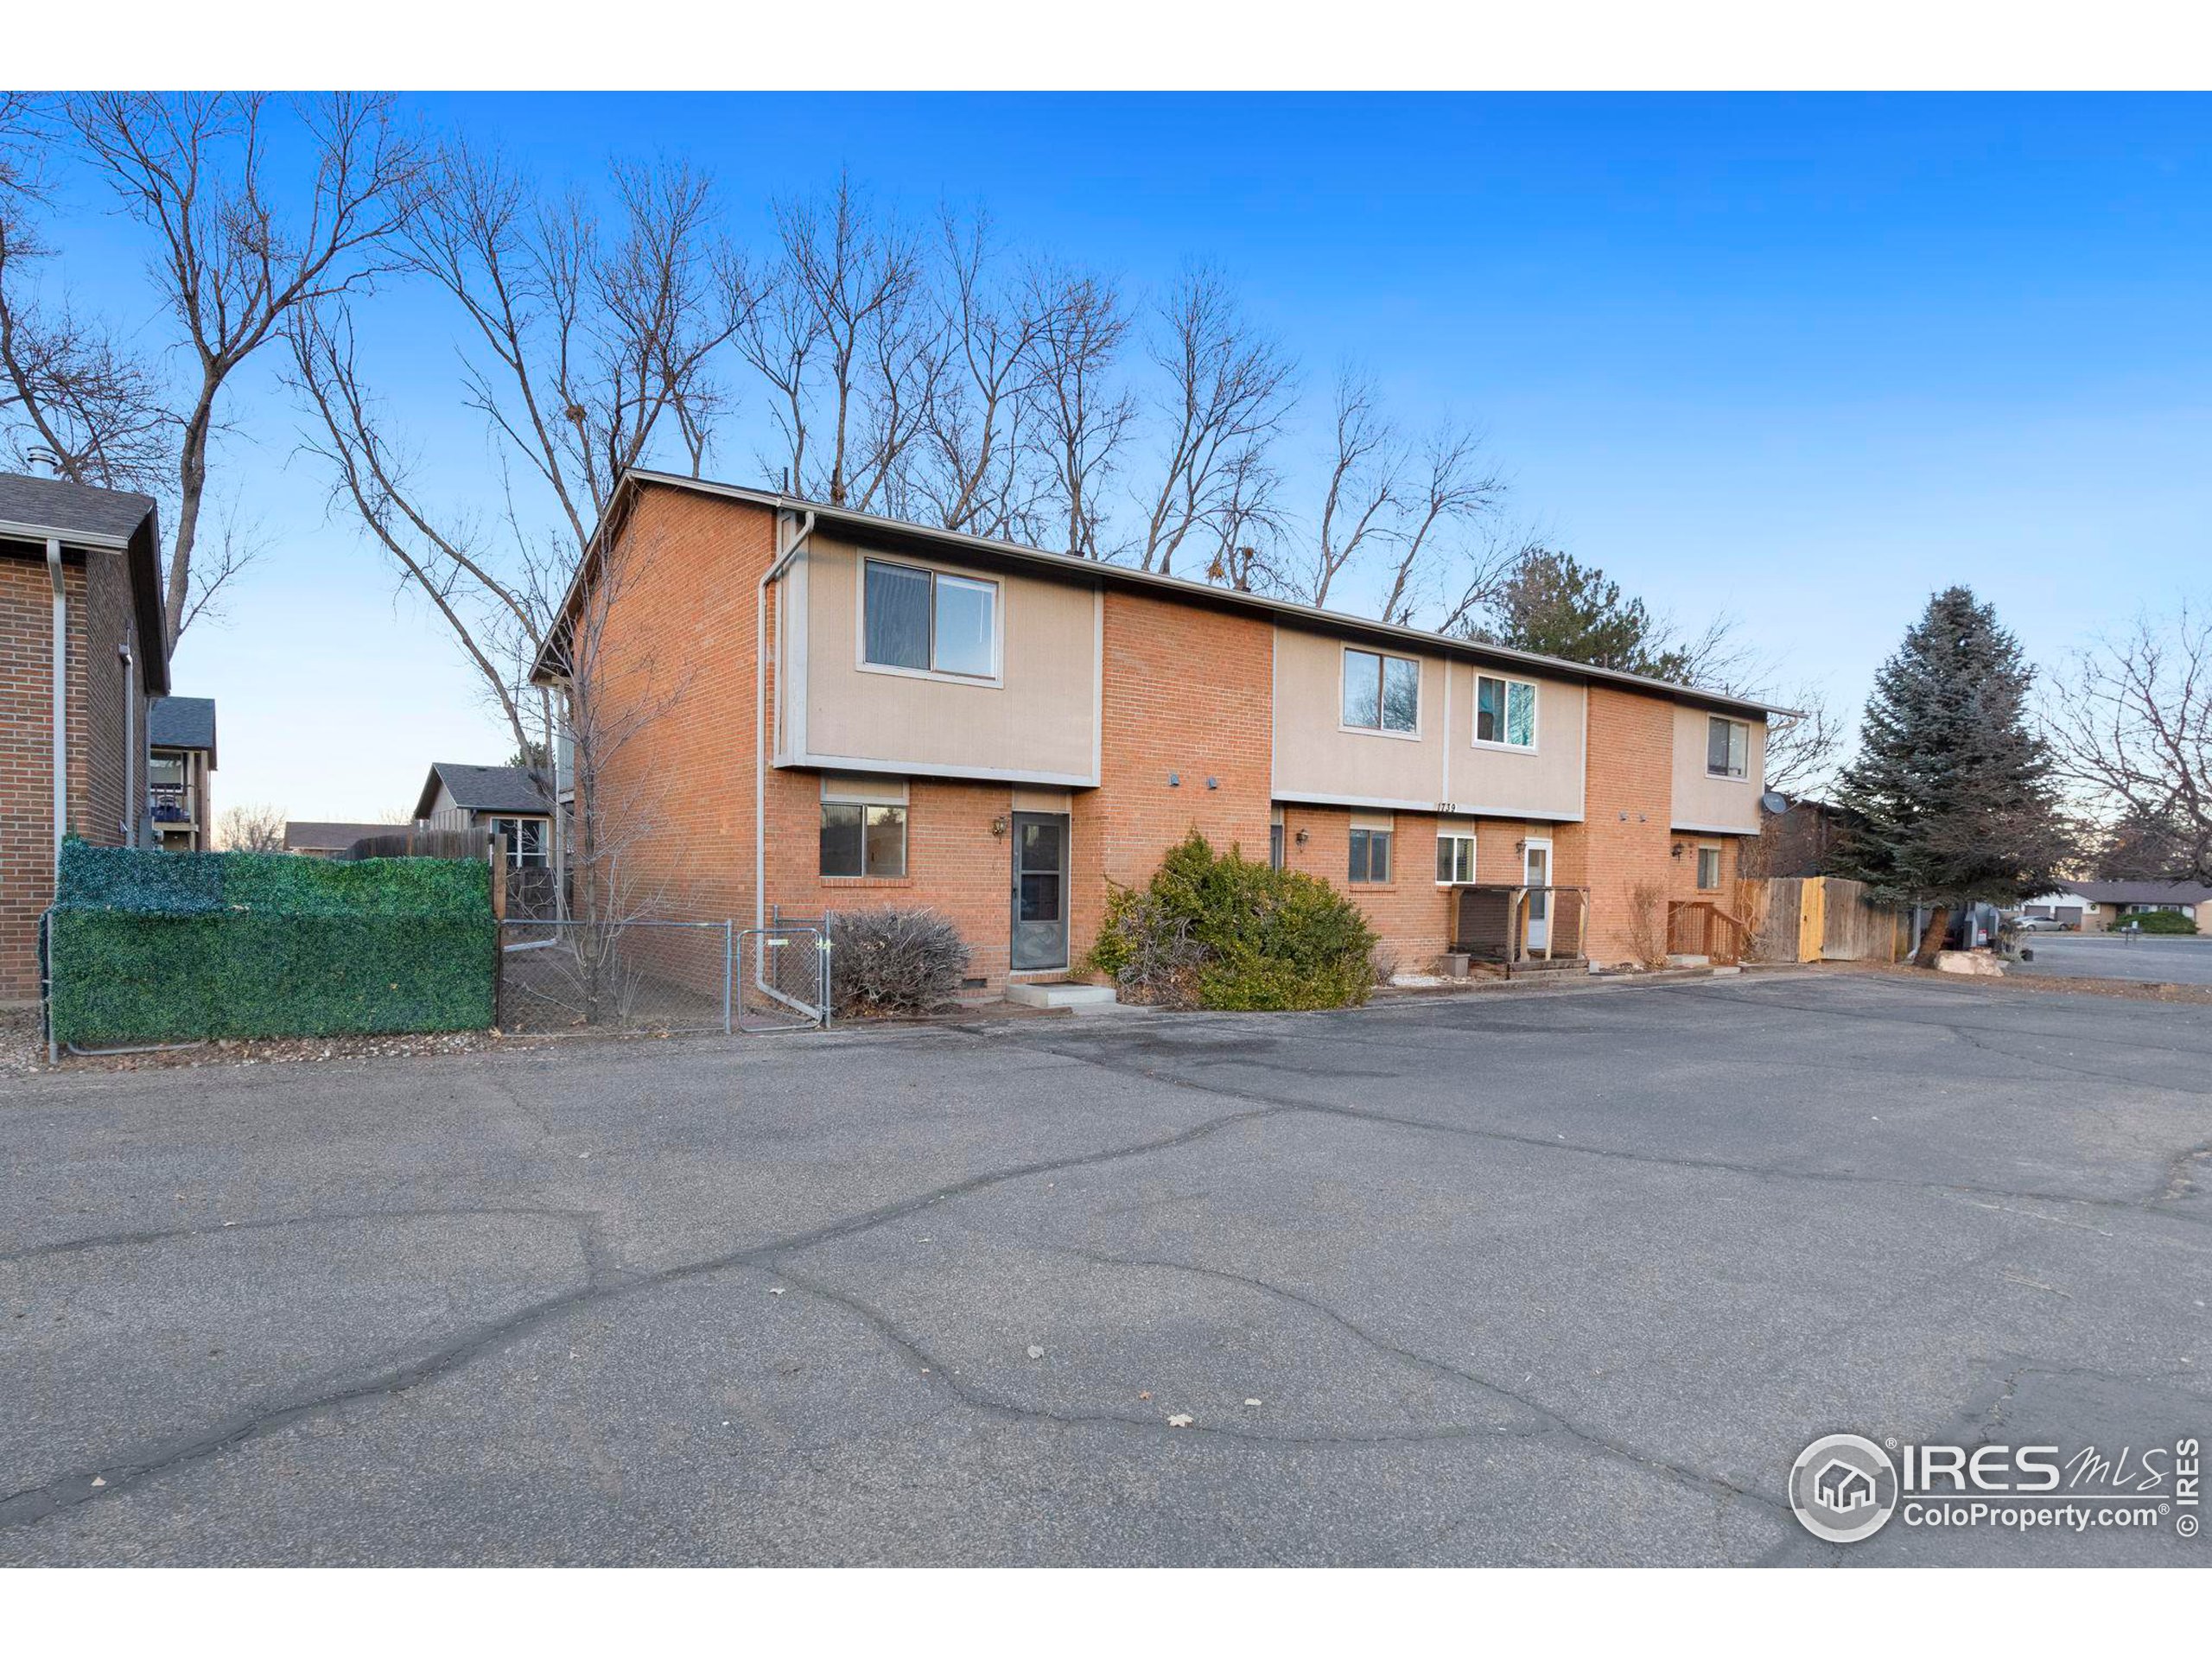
[1016,1031,2212,1223]
[0,1098,1288,1532]
[0,1205,602,1268]
[6,979,2206,1555]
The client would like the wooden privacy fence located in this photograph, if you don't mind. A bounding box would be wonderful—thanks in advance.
[1745,877,1908,963]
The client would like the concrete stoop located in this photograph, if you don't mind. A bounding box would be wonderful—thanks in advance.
[1004,980,1121,1010]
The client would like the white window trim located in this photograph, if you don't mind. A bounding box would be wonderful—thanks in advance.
[855,554,1005,688]
[1471,674,1540,753]
[1436,831,1478,887]
[1339,645,1423,741]
[1706,715,1751,781]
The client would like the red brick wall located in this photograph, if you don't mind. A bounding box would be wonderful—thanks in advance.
[1,547,150,1003]
[1579,686,1675,965]
[577,486,770,932]
[1068,589,1274,970]
[579,486,1754,995]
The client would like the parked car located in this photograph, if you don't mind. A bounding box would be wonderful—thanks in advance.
[2012,914,2068,932]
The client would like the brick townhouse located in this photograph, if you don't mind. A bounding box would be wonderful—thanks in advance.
[536,469,1777,995]
[0,474,169,1004]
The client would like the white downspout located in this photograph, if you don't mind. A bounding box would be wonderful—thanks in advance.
[47,538,65,857]
[119,643,137,846]
[755,509,817,928]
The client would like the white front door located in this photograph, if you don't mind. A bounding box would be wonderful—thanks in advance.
[1523,839,1552,952]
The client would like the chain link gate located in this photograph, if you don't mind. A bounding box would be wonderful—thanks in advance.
[734,924,830,1032]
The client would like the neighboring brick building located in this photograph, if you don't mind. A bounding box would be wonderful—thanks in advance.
[535,470,1778,995]
[0,474,170,1005]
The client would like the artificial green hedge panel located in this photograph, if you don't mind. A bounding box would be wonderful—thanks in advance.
[48,841,495,1046]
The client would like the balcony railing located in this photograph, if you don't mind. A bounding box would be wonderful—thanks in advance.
[149,782,197,825]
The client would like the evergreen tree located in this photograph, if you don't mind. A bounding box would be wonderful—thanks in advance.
[1475,548,1694,680]
[1832,587,2071,963]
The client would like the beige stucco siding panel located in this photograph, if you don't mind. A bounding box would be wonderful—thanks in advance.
[1670,702,1764,832]
[1446,661,1586,820]
[1270,626,1448,804]
[1271,632,1586,817]
[797,533,1098,782]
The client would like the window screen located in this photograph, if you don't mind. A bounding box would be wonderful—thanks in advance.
[863,561,931,671]
[1477,677,1536,747]
[1707,716,1748,779]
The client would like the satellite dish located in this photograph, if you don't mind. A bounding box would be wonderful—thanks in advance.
[1760,791,1790,815]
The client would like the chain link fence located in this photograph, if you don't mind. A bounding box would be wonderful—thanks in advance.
[497,919,828,1036]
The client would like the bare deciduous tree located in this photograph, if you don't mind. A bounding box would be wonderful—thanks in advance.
[215,802,287,853]
[290,140,741,775]
[906,209,1046,540]
[744,173,926,512]
[1025,260,1133,559]
[1135,267,1295,575]
[2046,605,2212,884]
[41,92,427,650]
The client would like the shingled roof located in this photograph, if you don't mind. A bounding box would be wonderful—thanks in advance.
[149,696,217,761]
[411,762,553,820]
[0,471,169,696]
[2054,879,2212,908]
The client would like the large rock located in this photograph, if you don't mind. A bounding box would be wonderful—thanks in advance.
[1934,950,2005,976]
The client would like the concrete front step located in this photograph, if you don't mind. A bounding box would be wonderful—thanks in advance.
[1005,980,1120,1009]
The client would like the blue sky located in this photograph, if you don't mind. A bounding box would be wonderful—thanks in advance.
[30,93,2212,820]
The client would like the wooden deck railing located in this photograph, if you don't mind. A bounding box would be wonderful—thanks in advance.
[1667,899,1751,965]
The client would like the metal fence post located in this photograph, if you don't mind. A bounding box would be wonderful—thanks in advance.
[723,919,734,1035]
[818,935,833,1030]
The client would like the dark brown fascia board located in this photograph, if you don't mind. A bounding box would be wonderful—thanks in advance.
[543,467,1794,721]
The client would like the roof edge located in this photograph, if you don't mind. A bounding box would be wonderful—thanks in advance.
[568,467,1792,720]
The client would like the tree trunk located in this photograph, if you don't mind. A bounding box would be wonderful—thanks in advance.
[1911,905,1951,968]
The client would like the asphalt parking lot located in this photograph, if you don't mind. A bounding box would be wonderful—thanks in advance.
[2013,931,2212,987]
[2,972,2207,1566]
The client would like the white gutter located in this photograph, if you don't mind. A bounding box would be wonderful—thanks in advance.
[47,537,65,856]
[755,510,817,928]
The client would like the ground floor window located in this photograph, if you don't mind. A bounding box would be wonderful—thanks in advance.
[1349,825,1393,885]
[821,802,907,878]
[488,817,549,868]
[1269,809,1286,870]
[1436,833,1477,886]
[1695,844,1723,891]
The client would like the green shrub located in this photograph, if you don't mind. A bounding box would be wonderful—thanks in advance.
[47,840,495,1046]
[1088,830,1378,1012]
[2113,910,2198,935]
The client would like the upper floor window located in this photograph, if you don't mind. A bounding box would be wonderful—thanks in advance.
[1344,648,1419,734]
[1476,675,1536,748]
[863,558,998,679]
[1707,716,1749,779]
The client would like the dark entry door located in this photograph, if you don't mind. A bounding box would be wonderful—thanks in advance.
[1011,812,1070,971]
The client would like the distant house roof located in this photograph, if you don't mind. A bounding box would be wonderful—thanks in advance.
[2055,880,2212,907]
[149,696,217,762]
[0,471,169,696]
[282,821,395,855]
[411,762,553,820]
